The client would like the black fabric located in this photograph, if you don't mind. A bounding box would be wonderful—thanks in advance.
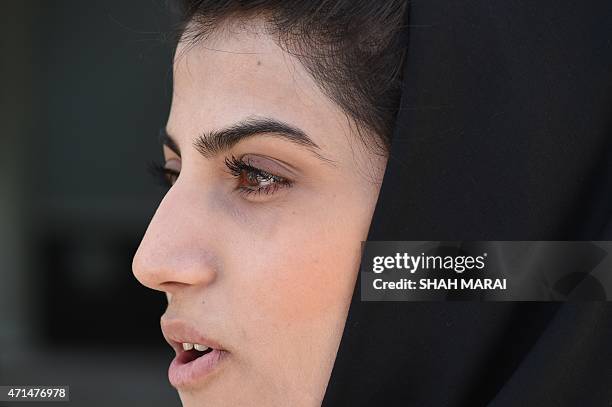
[323,1,612,406]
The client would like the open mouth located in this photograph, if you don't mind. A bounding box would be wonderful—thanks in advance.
[161,319,228,388]
[167,340,227,388]
[178,342,214,364]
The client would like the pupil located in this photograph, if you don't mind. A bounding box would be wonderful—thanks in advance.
[245,170,259,186]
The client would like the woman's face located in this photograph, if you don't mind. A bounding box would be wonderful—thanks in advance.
[133,20,387,407]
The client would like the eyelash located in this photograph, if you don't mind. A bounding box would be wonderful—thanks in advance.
[149,161,179,188]
[149,156,293,197]
[224,155,293,196]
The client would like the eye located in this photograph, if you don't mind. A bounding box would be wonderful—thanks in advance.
[224,155,293,197]
[149,160,180,188]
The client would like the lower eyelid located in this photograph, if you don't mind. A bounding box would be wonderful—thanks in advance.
[238,183,291,199]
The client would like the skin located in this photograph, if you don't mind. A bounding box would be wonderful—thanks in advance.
[132,18,387,407]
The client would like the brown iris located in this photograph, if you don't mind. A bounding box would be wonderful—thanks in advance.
[224,155,292,196]
[243,169,260,187]
[238,168,274,188]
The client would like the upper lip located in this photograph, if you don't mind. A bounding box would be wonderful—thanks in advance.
[161,317,226,354]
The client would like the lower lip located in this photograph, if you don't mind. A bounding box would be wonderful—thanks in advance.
[168,349,228,388]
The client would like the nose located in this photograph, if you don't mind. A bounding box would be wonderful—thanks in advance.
[132,185,218,294]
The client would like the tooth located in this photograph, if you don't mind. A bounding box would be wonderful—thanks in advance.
[194,343,209,352]
[182,342,194,351]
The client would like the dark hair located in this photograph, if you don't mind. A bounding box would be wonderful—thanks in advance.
[175,0,408,154]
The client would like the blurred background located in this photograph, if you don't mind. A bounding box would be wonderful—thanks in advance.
[1,1,181,405]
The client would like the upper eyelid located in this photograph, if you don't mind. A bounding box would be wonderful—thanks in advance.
[225,156,280,178]
[241,155,298,179]
[161,155,290,184]
[161,147,298,181]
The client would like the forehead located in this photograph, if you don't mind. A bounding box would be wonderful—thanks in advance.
[167,19,354,157]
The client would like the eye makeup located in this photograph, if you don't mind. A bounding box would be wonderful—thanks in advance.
[224,155,294,197]
[149,160,180,188]
[149,154,294,199]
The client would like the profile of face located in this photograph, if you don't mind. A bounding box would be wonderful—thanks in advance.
[132,18,387,407]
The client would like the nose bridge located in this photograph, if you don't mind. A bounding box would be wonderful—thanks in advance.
[132,184,218,292]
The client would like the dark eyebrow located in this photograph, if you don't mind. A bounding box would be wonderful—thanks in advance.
[161,116,333,164]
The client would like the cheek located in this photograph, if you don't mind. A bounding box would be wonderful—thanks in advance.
[229,192,369,338]
[220,204,363,400]
[258,230,359,322]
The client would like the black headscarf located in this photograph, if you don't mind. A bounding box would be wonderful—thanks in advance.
[323,1,612,406]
